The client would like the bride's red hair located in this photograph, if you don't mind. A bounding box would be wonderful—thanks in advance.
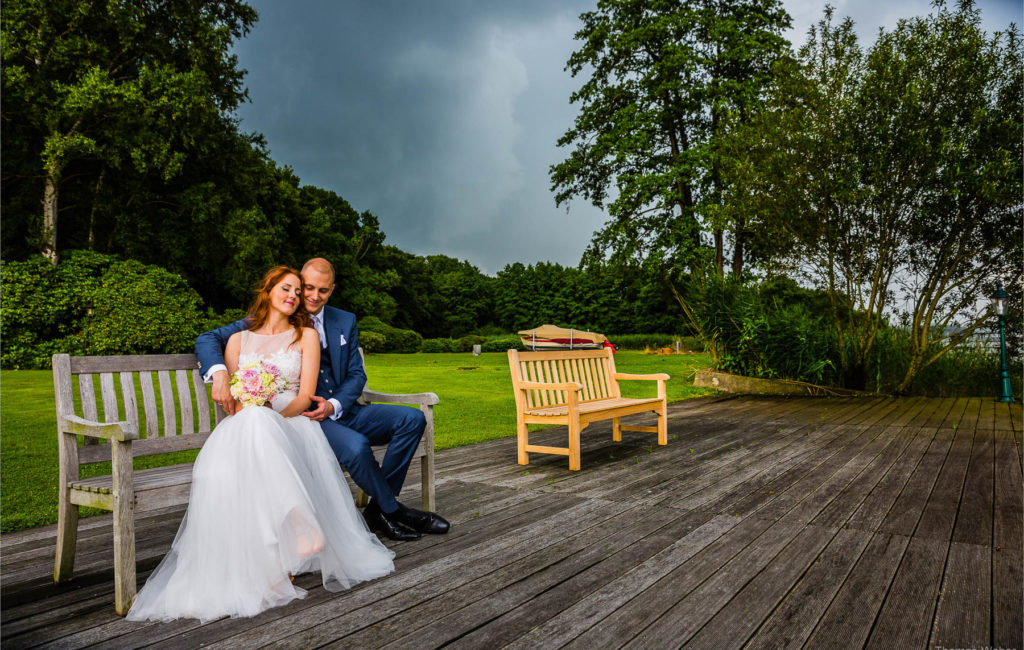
[246,266,310,344]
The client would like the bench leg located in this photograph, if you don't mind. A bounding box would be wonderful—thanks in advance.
[112,443,136,616]
[568,419,582,471]
[517,420,529,466]
[612,417,622,442]
[54,492,78,583]
[421,453,436,512]
[657,404,668,446]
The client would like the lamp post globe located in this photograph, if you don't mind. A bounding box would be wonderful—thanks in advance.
[988,285,1014,403]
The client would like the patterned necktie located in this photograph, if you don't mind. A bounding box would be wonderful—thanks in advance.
[312,314,327,348]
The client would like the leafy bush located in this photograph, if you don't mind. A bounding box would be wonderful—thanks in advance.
[481,335,525,352]
[871,327,1022,396]
[421,338,455,353]
[359,331,386,353]
[680,276,839,385]
[357,316,423,353]
[453,335,487,353]
[1,251,209,368]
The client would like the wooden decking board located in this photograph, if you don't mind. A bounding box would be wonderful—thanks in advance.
[914,425,977,541]
[951,430,995,546]
[665,424,836,512]
[391,509,731,650]
[3,396,1018,649]
[844,426,938,532]
[525,515,776,650]
[726,426,875,519]
[751,426,884,522]
[618,519,808,648]
[683,524,839,649]
[876,428,955,537]
[741,527,873,649]
[778,424,904,525]
[678,427,847,520]
[536,418,763,498]
[809,425,917,529]
[328,502,682,649]
[611,423,819,507]
[993,429,1024,550]
[931,541,991,649]
[863,536,948,649]
[923,397,959,429]
[956,397,984,431]
[801,532,910,649]
[992,546,1024,649]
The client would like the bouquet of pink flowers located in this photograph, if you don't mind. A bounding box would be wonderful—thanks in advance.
[230,360,289,408]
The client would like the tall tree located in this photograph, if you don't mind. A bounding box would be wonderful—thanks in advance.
[1,0,257,263]
[731,2,1022,391]
[550,0,791,282]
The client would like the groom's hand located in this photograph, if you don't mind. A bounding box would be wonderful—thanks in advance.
[211,370,239,416]
[302,395,334,422]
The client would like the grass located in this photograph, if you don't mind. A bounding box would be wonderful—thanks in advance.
[0,351,713,533]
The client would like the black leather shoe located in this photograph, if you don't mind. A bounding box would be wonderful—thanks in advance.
[363,502,421,541]
[394,503,451,535]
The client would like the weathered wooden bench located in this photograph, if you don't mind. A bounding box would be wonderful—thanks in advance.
[52,351,438,615]
[507,348,669,470]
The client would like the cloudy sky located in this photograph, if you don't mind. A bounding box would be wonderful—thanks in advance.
[232,0,1021,274]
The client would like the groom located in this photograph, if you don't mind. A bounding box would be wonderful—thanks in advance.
[195,257,450,541]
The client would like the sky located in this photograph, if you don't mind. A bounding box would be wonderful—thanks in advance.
[232,0,1021,275]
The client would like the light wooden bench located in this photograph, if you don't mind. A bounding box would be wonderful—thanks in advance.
[52,351,438,615]
[507,348,669,470]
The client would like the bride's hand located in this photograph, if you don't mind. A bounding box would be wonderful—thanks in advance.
[302,395,334,422]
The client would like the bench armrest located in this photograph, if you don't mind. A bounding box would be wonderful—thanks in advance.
[614,373,670,382]
[518,380,583,392]
[60,414,139,442]
[361,390,440,407]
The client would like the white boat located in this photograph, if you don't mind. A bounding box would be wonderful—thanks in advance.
[517,324,611,351]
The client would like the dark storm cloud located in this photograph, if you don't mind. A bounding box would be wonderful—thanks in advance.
[233,0,1022,274]
[233,0,600,273]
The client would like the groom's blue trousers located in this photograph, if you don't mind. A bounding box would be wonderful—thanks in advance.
[319,403,425,514]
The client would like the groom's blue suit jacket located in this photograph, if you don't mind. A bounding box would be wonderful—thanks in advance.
[194,306,367,416]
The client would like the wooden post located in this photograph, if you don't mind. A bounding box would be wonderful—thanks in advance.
[420,403,436,512]
[52,355,79,583]
[567,389,581,470]
[612,417,622,442]
[111,439,136,615]
[657,379,668,446]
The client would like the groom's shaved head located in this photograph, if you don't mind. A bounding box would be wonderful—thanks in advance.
[302,258,335,284]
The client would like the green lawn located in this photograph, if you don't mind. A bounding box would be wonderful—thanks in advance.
[0,351,713,533]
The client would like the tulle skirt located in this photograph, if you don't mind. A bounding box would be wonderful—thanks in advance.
[126,405,395,623]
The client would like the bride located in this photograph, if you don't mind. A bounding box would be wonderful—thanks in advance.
[127,266,395,623]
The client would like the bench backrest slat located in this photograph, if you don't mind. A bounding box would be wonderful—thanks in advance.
[508,349,618,409]
[192,369,211,432]
[176,370,194,435]
[157,370,176,436]
[139,372,159,438]
[80,375,99,422]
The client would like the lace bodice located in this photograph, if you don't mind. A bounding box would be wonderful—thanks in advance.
[238,329,303,412]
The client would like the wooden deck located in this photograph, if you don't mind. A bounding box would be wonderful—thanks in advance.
[2,396,1021,649]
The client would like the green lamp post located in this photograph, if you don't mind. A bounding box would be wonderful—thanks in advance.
[989,285,1015,403]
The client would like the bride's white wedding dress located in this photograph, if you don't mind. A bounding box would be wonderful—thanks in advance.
[127,330,395,623]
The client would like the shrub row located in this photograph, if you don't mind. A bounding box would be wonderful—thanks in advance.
[606,334,702,351]
[1,252,241,369]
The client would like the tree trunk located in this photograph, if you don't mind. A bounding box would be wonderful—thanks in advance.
[42,169,59,265]
[714,229,724,275]
[731,216,745,278]
[88,168,106,249]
